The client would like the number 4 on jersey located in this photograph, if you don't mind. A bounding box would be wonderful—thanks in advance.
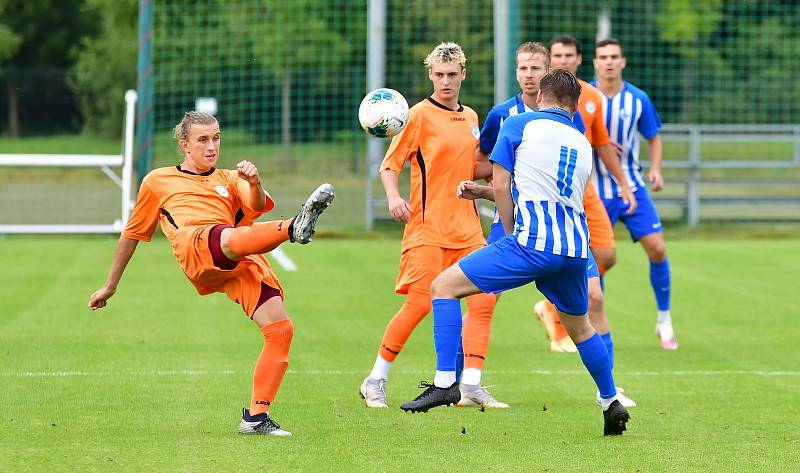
[556,145,578,197]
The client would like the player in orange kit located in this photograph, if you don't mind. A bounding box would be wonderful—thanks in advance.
[359,42,503,409]
[88,111,334,436]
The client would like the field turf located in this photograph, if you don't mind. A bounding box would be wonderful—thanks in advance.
[1,236,799,472]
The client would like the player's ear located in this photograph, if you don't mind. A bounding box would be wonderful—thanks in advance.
[620,57,626,70]
[577,54,583,67]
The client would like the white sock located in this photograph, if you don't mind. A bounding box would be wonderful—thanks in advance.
[368,355,392,381]
[600,393,619,411]
[460,368,482,386]
[434,370,456,388]
[657,310,672,325]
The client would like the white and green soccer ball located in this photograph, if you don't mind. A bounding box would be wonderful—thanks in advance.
[358,88,409,138]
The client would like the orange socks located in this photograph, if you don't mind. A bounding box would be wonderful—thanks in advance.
[227,219,292,256]
[249,319,294,415]
[548,301,570,340]
[461,293,496,370]
[378,287,432,361]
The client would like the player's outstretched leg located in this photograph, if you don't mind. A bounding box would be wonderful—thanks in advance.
[292,183,335,244]
[603,400,630,436]
[399,381,460,413]
[238,408,292,436]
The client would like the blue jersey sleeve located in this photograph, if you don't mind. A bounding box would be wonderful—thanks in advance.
[489,114,525,173]
[479,106,502,154]
[572,111,586,134]
[637,92,662,139]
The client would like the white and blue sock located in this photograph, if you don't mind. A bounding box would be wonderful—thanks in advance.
[575,333,616,401]
[649,258,671,311]
[432,298,462,388]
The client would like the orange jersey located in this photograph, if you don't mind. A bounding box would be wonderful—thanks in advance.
[123,166,274,242]
[122,166,281,308]
[381,98,485,251]
[578,79,610,147]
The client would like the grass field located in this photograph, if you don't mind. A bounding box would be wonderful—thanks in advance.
[1,235,799,472]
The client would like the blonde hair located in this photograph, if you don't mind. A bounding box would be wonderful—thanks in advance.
[516,41,550,69]
[423,42,467,69]
[173,111,218,141]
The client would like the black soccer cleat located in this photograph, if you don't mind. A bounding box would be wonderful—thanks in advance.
[603,399,631,436]
[400,381,461,413]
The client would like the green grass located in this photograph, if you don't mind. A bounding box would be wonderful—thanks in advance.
[1,236,799,472]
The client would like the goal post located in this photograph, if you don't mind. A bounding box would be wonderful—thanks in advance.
[0,90,137,234]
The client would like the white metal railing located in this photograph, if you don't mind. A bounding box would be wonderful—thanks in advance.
[0,90,137,234]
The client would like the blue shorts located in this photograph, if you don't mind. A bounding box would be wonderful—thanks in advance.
[586,251,600,279]
[487,219,505,244]
[458,234,589,315]
[602,187,663,242]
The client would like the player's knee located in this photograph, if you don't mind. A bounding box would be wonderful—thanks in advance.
[429,275,457,300]
[588,286,604,312]
[405,288,433,314]
[647,243,667,262]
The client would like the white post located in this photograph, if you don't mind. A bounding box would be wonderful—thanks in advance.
[122,90,138,229]
[686,126,701,227]
[365,0,386,230]
[493,0,509,105]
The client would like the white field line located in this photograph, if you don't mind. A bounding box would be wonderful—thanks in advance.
[4,369,800,378]
[269,246,297,272]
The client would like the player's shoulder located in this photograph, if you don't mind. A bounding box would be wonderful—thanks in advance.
[489,96,518,117]
[143,166,178,183]
[624,81,653,101]
[579,80,603,102]
[461,104,479,120]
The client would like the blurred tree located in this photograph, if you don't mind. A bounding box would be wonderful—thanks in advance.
[0,2,22,137]
[0,0,97,136]
[69,0,137,137]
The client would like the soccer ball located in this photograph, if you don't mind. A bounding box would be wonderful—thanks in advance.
[358,88,409,138]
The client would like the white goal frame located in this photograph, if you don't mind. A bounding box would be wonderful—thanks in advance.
[0,90,137,234]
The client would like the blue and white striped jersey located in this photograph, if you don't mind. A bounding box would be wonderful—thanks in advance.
[590,81,662,199]
[479,93,585,155]
[490,109,593,258]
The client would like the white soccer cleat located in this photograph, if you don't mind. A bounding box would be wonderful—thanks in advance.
[359,377,388,408]
[596,387,637,408]
[292,183,335,244]
[457,383,509,409]
[655,321,679,350]
[238,408,292,436]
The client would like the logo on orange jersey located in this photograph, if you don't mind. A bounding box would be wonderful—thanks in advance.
[471,124,480,139]
[215,185,229,197]
[450,117,466,121]
[585,102,596,114]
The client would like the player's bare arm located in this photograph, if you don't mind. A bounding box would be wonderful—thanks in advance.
[88,237,139,310]
[379,168,412,223]
[647,134,664,191]
[473,148,493,180]
[457,180,494,201]
[236,160,267,210]
[596,143,638,214]
[492,163,514,235]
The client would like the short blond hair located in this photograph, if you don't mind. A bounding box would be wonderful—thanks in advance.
[423,42,467,69]
[516,41,550,69]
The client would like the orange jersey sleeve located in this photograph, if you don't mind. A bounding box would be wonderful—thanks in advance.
[383,98,485,251]
[578,79,610,147]
[122,174,161,241]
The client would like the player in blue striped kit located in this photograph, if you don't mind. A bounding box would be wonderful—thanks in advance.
[399,69,630,436]
[592,38,678,350]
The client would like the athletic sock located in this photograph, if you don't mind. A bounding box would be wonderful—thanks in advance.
[227,219,292,255]
[249,319,294,415]
[432,298,462,388]
[455,339,464,383]
[460,368,481,386]
[649,258,671,311]
[368,354,392,381]
[575,332,616,401]
[599,331,614,370]
[657,310,672,325]
[378,288,431,361]
[462,293,495,371]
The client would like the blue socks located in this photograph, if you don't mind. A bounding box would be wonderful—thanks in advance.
[649,258,671,311]
[600,331,614,370]
[432,299,462,373]
[575,333,616,399]
[455,339,464,382]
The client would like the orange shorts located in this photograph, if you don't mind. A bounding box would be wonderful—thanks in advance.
[584,181,615,249]
[395,244,485,294]
[170,225,284,317]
